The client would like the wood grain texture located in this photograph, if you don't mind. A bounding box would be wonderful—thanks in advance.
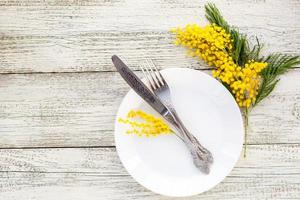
[0,145,299,174]
[1,69,300,148]
[0,0,299,73]
[0,145,299,199]
[1,0,300,199]
[0,173,298,200]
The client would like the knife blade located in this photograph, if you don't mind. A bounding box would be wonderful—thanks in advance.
[112,55,170,116]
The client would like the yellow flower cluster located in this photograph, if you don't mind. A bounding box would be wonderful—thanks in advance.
[171,24,233,66]
[171,24,268,108]
[118,110,172,137]
[219,61,267,107]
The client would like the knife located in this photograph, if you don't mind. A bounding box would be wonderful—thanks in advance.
[111,55,170,116]
[112,55,211,174]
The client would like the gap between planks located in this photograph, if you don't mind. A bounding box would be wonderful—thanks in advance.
[0,66,300,76]
[0,143,299,150]
[0,68,213,75]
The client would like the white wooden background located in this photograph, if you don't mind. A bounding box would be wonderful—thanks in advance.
[0,0,299,199]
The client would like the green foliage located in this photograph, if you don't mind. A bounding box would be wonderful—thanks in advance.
[247,37,264,61]
[205,3,230,33]
[255,54,300,105]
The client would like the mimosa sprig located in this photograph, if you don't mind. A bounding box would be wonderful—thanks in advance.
[171,3,300,156]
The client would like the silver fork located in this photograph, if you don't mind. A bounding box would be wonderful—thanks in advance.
[140,60,213,173]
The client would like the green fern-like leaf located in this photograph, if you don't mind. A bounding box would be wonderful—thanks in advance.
[247,37,264,61]
[255,54,300,105]
[205,3,230,32]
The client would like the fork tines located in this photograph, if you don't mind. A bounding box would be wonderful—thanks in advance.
[140,60,166,91]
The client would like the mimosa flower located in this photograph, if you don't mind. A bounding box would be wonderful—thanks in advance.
[118,110,173,137]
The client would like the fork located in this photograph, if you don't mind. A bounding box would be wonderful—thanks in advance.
[140,60,213,173]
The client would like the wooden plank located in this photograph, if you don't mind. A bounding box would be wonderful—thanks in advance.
[1,69,300,148]
[0,147,125,174]
[0,145,299,174]
[0,173,299,200]
[0,145,299,199]
[0,0,299,73]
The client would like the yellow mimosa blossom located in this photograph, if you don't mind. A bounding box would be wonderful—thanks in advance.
[226,61,267,107]
[171,24,268,108]
[118,110,173,137]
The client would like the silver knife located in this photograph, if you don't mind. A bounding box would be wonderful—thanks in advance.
[112,55,211,174]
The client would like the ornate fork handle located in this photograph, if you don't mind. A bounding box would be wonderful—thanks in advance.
[170,108,213,162]
[163,105,213,174]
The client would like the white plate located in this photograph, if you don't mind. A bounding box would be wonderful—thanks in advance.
[114,68,244,197]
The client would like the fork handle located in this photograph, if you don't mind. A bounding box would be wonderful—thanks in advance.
[169,108,213,163]
[163,107,213,174]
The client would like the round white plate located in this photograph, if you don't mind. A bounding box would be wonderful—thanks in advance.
[114,68,244,197]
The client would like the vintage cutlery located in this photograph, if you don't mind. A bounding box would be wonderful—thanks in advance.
[112,55,212,174]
